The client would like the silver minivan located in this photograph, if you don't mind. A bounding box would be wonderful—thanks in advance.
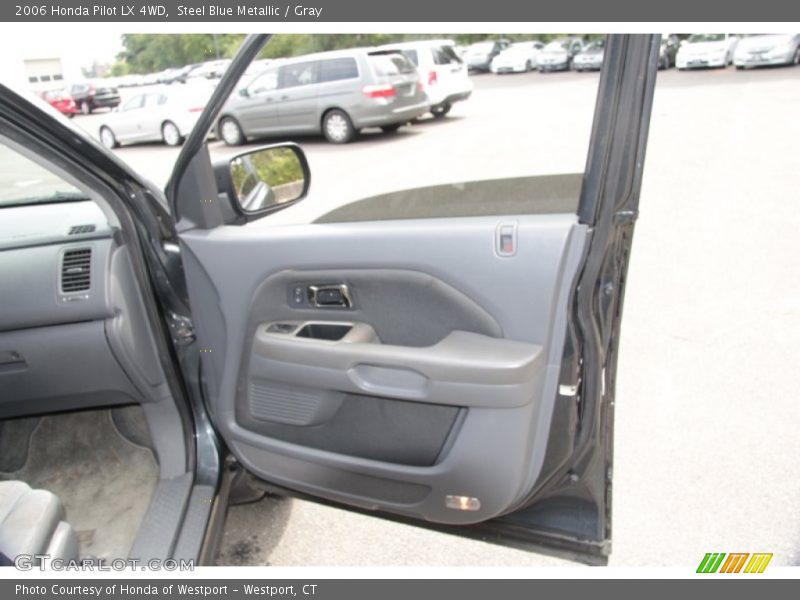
[217,48,429,144]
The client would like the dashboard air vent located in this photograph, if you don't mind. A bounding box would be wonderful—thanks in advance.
[61,248,92,293]
[68,224,96,235]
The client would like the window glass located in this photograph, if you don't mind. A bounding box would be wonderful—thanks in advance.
[278,61,317,89]
[440,46,462,63]
[432,46,459,65]
[318,58,359,83]
[122,96,144,111]
[368,53,416,76]
[248,70,278,95]
[0,142,83,208]
[400,49,419,66]
[143,94,163,108]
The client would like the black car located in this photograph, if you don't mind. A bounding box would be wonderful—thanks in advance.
[463,39,511,71]
[0,34,658,566]
[67,82,121,114]
[659,34,681,69]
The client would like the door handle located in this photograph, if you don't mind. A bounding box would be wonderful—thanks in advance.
[308,284,352,308]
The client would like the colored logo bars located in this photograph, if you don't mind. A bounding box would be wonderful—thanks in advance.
[696,553,773,573]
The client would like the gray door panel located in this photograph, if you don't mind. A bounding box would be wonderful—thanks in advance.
[179,213,587,525]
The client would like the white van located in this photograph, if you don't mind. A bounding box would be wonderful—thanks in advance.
[376,39,473,117]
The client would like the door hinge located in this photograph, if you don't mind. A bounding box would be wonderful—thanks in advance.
[168,312,196,345]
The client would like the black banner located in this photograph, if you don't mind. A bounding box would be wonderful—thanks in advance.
[2,0,799,22]
[3,580,798,600]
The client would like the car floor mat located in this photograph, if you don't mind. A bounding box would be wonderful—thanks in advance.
[0,415,41,472]
[0,408,158,560]
[110,405,155,450]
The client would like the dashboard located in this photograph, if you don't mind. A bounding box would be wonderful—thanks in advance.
[0,200,168,418]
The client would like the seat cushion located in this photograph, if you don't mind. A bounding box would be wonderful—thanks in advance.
[0,481,79,562]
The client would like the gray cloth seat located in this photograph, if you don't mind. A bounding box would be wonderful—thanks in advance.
[0,481,79,563]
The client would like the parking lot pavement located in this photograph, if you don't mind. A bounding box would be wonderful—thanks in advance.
[82,65,800,566]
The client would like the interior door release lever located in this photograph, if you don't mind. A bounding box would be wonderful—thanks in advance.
[308,284,353,308]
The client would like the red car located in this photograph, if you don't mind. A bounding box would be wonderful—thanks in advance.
[39,89,77,117]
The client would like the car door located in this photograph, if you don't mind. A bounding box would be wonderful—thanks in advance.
[140,93,166,141]
[430,44,466,94]
[234,69,281,135]
[162,33,660,563]
[112,94,145,141]
[276,60,320,133]
[0,33,659,564]
[570,40,584,62]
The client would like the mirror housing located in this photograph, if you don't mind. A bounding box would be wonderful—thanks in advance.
[238,87,249,98]
[213,143,310,223]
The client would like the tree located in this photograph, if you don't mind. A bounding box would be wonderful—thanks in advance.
[117,34,245,73]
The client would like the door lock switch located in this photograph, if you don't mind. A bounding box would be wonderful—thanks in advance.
[496,222,518,257]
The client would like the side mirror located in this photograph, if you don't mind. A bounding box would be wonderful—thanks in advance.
[214,143,310,221]
[238,87,249,97]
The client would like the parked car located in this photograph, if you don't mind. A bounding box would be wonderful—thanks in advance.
[187,60,232,81]
[244,58,276,77]
[733,34,800,69]
[216,48,429,145]
[376,39,473,117]
[463,40,510,72]
[39,89,77,117]
[572,40,606,71]
[676,34,739,69]
[116,74,145,87]
[67,81,120,114]
[141,72,160,86]
[659,34,681,69]
[156,68,177,84]
[97,89,211,148]
[490,41,544,73]
[537,38,585,72]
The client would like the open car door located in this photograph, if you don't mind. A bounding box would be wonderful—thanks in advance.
[168,34,659,564]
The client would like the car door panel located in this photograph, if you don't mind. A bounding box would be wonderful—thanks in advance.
[237,70,281,134]
[178,211,587,525]
[159,33,659,561]
[276,61,320,132]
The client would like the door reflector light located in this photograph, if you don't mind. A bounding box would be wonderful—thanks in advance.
[445,495,481,511]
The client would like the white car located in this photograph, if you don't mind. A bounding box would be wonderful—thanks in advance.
[97,88,212,148]
[676,34,739,69]
[734,34,800,69]
[376,39,473,117]
[490,41,545,73]
[187,59,232,81]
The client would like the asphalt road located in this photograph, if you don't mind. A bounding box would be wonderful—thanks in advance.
[76,65,800,566]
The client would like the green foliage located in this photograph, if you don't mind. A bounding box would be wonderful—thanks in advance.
[116,34,244,73]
